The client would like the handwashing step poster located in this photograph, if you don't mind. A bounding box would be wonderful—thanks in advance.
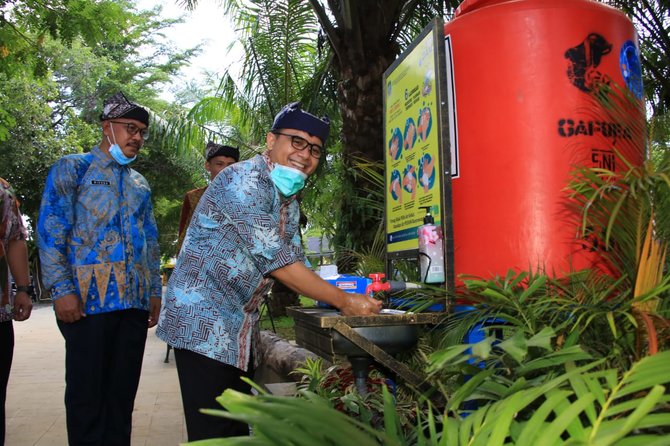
[383,17,452,265]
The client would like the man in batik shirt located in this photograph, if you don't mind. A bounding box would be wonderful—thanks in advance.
[37,92,161,446]
[157,102,381,441]
[0,178,32,446]
[175,142,239,254]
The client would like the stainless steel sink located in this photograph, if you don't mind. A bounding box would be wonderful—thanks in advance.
[331,324,420,357]
[287,307,439,361]
[287,307,442,394]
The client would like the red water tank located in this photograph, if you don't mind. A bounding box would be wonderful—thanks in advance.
[444,0,645,280]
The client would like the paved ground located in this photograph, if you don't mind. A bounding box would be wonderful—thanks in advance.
[5,303,187,445]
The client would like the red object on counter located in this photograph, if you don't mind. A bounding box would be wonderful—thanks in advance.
[366,273,391,295]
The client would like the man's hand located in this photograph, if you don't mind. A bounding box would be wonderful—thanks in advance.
[339,294,382,317]
[148,296,161,328]
[13,291,33,321]
[54,294,85,323]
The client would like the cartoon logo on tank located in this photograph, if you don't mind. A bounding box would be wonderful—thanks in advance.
[565,33,612,93]
[565,34,643,100]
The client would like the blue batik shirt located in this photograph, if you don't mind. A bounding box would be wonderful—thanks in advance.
[156,154,305,371]
[37,146,161,314]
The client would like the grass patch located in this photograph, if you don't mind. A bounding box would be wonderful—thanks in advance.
[260,315,295,340]
[259,296,317,340]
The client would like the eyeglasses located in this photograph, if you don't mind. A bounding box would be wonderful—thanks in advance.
[110,121,150,140]
[273,131,322,159]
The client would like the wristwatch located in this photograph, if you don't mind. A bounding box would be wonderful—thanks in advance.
[15,285,34,295]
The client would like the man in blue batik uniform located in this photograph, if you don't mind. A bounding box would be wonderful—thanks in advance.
[38,92,161,446]
[157,102,382,441]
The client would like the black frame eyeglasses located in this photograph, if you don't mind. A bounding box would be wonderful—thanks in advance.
[273,131,322,159]
[110,121,150,140]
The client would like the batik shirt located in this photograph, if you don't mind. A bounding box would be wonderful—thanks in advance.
[175,186,207,254]
[0,178,28,322]
[37,146,161,314]
[156,154,304,371]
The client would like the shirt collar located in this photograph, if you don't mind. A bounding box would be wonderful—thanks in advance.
[92,146,118,168]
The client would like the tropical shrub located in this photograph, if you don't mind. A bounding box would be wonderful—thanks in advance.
[185,345,670,445]
[291,357,418,437]
[444,270,655,371]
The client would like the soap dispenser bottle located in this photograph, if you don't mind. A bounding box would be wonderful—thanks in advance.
[417,206,445,283]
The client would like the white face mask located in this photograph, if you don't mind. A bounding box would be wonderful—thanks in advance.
[107,125,136,165]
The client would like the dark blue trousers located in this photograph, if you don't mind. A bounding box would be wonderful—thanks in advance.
[58,309,148,446]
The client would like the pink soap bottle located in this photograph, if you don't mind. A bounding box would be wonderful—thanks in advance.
[417,206,445,283]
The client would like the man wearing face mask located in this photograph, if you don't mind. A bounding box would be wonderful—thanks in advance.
[157,102,382,441]
[37,92,161,446]
[175,142,240,255]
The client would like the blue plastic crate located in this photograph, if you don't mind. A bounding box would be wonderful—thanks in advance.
[316,275,372,308]
[453,305,507,416]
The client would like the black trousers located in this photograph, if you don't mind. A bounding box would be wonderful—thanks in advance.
[174,348,254,441]
[58,309,148,446]
[0,321,13,446]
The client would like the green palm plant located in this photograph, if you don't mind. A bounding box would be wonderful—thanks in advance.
[566,153,670,290]
[427,327,592,410]
[184,349,670,445]
[154,0,338,160]
[322,155,386,271]
[564,81,670,357]
[155,93,258,158]
[445,267,669,372]
[231,0,333,114]
[421,350,670,445]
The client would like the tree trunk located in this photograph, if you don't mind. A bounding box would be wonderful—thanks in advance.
[308,0,403,256]
[332,38,399,262]
[307,0,460,259]
[258,330,325,382]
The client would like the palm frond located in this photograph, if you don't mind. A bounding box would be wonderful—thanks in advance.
[633,215,668,306]
[189,351,670,445]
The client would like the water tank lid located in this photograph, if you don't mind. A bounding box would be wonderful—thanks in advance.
[455,0,511,17]
[455,0,624,18]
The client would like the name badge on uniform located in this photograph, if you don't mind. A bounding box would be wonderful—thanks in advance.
[91,180,111,186]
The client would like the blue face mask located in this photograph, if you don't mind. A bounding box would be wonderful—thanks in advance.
[109,143,137,165]
[270,164,307,197]
[107,129,136,165]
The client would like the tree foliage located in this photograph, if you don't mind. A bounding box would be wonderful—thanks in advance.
[0,0,129,139]
[0,0,130,75]
[0,73,90,229]
[160,0,336,157]
[293,1,462,255]
[177,0,460,258]
[134,143,206,260]
[0,1,197,261]
[605,0,670,117]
